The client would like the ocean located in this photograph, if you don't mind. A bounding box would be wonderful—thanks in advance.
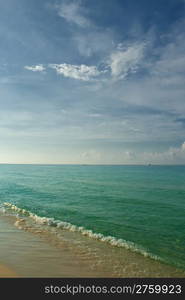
[0,164,185,274]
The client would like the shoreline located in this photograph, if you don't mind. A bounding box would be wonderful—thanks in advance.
[0,213,185,278]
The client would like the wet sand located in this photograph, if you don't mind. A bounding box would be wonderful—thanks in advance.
[0,214,185,278]
[0,215,107,277]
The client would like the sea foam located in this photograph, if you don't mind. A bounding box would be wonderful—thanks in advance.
[3,202,161,261]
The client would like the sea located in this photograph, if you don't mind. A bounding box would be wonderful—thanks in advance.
[0,164,185,275]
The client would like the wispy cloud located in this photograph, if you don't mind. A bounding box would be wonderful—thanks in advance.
[24,41,146,81]
[24,65,45,72]
[108,42,145,79]
[49,63,103,81]
[55,1,91,27]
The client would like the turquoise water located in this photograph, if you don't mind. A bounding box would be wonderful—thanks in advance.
[0,164,185,269]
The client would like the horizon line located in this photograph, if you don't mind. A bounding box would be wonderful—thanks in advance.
[0,163,185,166]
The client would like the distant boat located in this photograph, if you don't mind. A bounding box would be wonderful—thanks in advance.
[147,163,152,166]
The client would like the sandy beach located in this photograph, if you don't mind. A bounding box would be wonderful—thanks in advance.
[0,215,106,277]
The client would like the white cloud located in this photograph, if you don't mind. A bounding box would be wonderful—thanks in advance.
[49,63,103,81]
[56,1,90,27]
[24,65,45,72]
[181,142,185,151]
[108,42,145,79]
[76,142,185,164]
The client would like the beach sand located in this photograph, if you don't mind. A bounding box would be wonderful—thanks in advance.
[0,264,17,278]
[0,213,185,278]
[0,214,115,277]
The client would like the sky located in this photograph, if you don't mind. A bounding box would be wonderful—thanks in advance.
[0,0,185,164]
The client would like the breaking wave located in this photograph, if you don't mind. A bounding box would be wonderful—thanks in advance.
[2,202,161,262]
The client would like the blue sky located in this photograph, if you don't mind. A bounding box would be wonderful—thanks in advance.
[0,0,185,164]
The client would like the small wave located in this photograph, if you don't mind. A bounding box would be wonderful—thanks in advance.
[3,202,161,261]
